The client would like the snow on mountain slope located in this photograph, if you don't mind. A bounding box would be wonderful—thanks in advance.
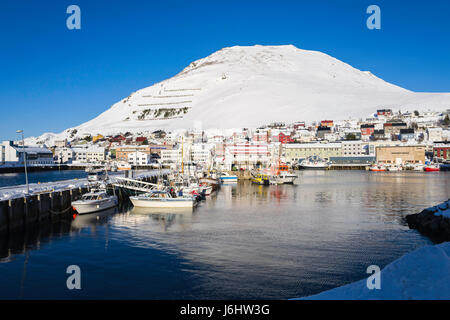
[30,45,450,142]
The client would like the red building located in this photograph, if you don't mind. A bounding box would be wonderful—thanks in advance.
[360,124,375,136]
[434,144,450,161]
[320,120,334,128]
[273,132,294,144]
[377,109,392,117]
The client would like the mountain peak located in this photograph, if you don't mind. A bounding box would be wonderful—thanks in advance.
[34,45,450,141]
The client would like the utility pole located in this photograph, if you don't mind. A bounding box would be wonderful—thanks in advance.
[16,130,29,194]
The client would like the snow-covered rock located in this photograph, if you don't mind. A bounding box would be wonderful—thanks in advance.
[296,242,450,300]
[30,44,450,145]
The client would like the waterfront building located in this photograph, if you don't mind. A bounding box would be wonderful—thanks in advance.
[0,141,54,166]
[161,148,183,164]
[224,142,271,170]
[341,141,365,157]
[375,145,426,165]
[283,142,342,163]
[116,145,151,162]
[54,147,75,164]
[70,146,106,163]
[433,143,450,161]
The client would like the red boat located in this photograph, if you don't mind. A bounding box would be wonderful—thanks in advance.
[424,165,440,172]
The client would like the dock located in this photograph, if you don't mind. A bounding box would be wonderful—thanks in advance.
[0,169,170,233]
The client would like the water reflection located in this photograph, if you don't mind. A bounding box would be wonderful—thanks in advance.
[0,171,447,299]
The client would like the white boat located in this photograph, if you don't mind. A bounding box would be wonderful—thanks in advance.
[299,156,330,170]
[72,190,118,214]
[269,162,297,184]
[130,190,196,208]
[117,162,132,171]
[387,165,403,172]
[218,172,238,183]
[87,169,107,182]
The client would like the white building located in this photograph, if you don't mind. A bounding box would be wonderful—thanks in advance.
[224,142,271,170]
[0,141,54,166]
[161,148,183,164]
[427,127,443,142]
[70,146,106,163]
[128,151,150,165]
[341,141,365,157]
[190,143,214,165]
[55,147,75,163]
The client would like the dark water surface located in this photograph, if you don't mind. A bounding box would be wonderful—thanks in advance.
[0,170,88,187]
[0,171,448,299]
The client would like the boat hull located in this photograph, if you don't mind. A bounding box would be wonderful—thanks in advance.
[130,197,195,208]
[72,197,118,215]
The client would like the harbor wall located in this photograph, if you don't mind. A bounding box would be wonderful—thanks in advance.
[0,187,90,233]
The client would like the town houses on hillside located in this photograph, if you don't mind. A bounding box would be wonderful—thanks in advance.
[1,108,450,170]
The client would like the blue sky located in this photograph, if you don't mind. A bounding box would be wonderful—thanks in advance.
[1,0,450,140]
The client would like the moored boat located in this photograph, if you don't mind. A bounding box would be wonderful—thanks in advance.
[218,172,238,183]
[72,190,118,215]
[369,164,386,172]
[251,173,270,185]
[424,164,440,172]
[299,156,330,170]
[130,190,196,208]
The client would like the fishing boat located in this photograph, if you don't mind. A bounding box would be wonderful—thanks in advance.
[299,156,330,170]
[424,164,440,172]
[218,172,238,183]
[369,164,387,172]
[387,165,403,172]
[130,190,196,208]
[72,190,118,215]
[269,162,297,184]
[251,173,270,185]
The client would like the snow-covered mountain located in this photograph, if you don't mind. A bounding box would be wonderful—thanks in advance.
[30,45,450,143]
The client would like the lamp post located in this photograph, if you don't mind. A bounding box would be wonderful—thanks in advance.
[16,130,29,194]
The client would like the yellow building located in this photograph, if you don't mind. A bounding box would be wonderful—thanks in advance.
[93,134,105,143]
[376,145,425,165]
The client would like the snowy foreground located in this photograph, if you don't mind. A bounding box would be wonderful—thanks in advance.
[296,242,450,300]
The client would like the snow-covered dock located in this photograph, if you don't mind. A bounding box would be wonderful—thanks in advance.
[0,169,171,233]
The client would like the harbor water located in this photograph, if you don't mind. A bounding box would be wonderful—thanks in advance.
[0,170,88,188]
[0,170,448,299]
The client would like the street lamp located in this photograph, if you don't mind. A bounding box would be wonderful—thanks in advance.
[16,130,29,194]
